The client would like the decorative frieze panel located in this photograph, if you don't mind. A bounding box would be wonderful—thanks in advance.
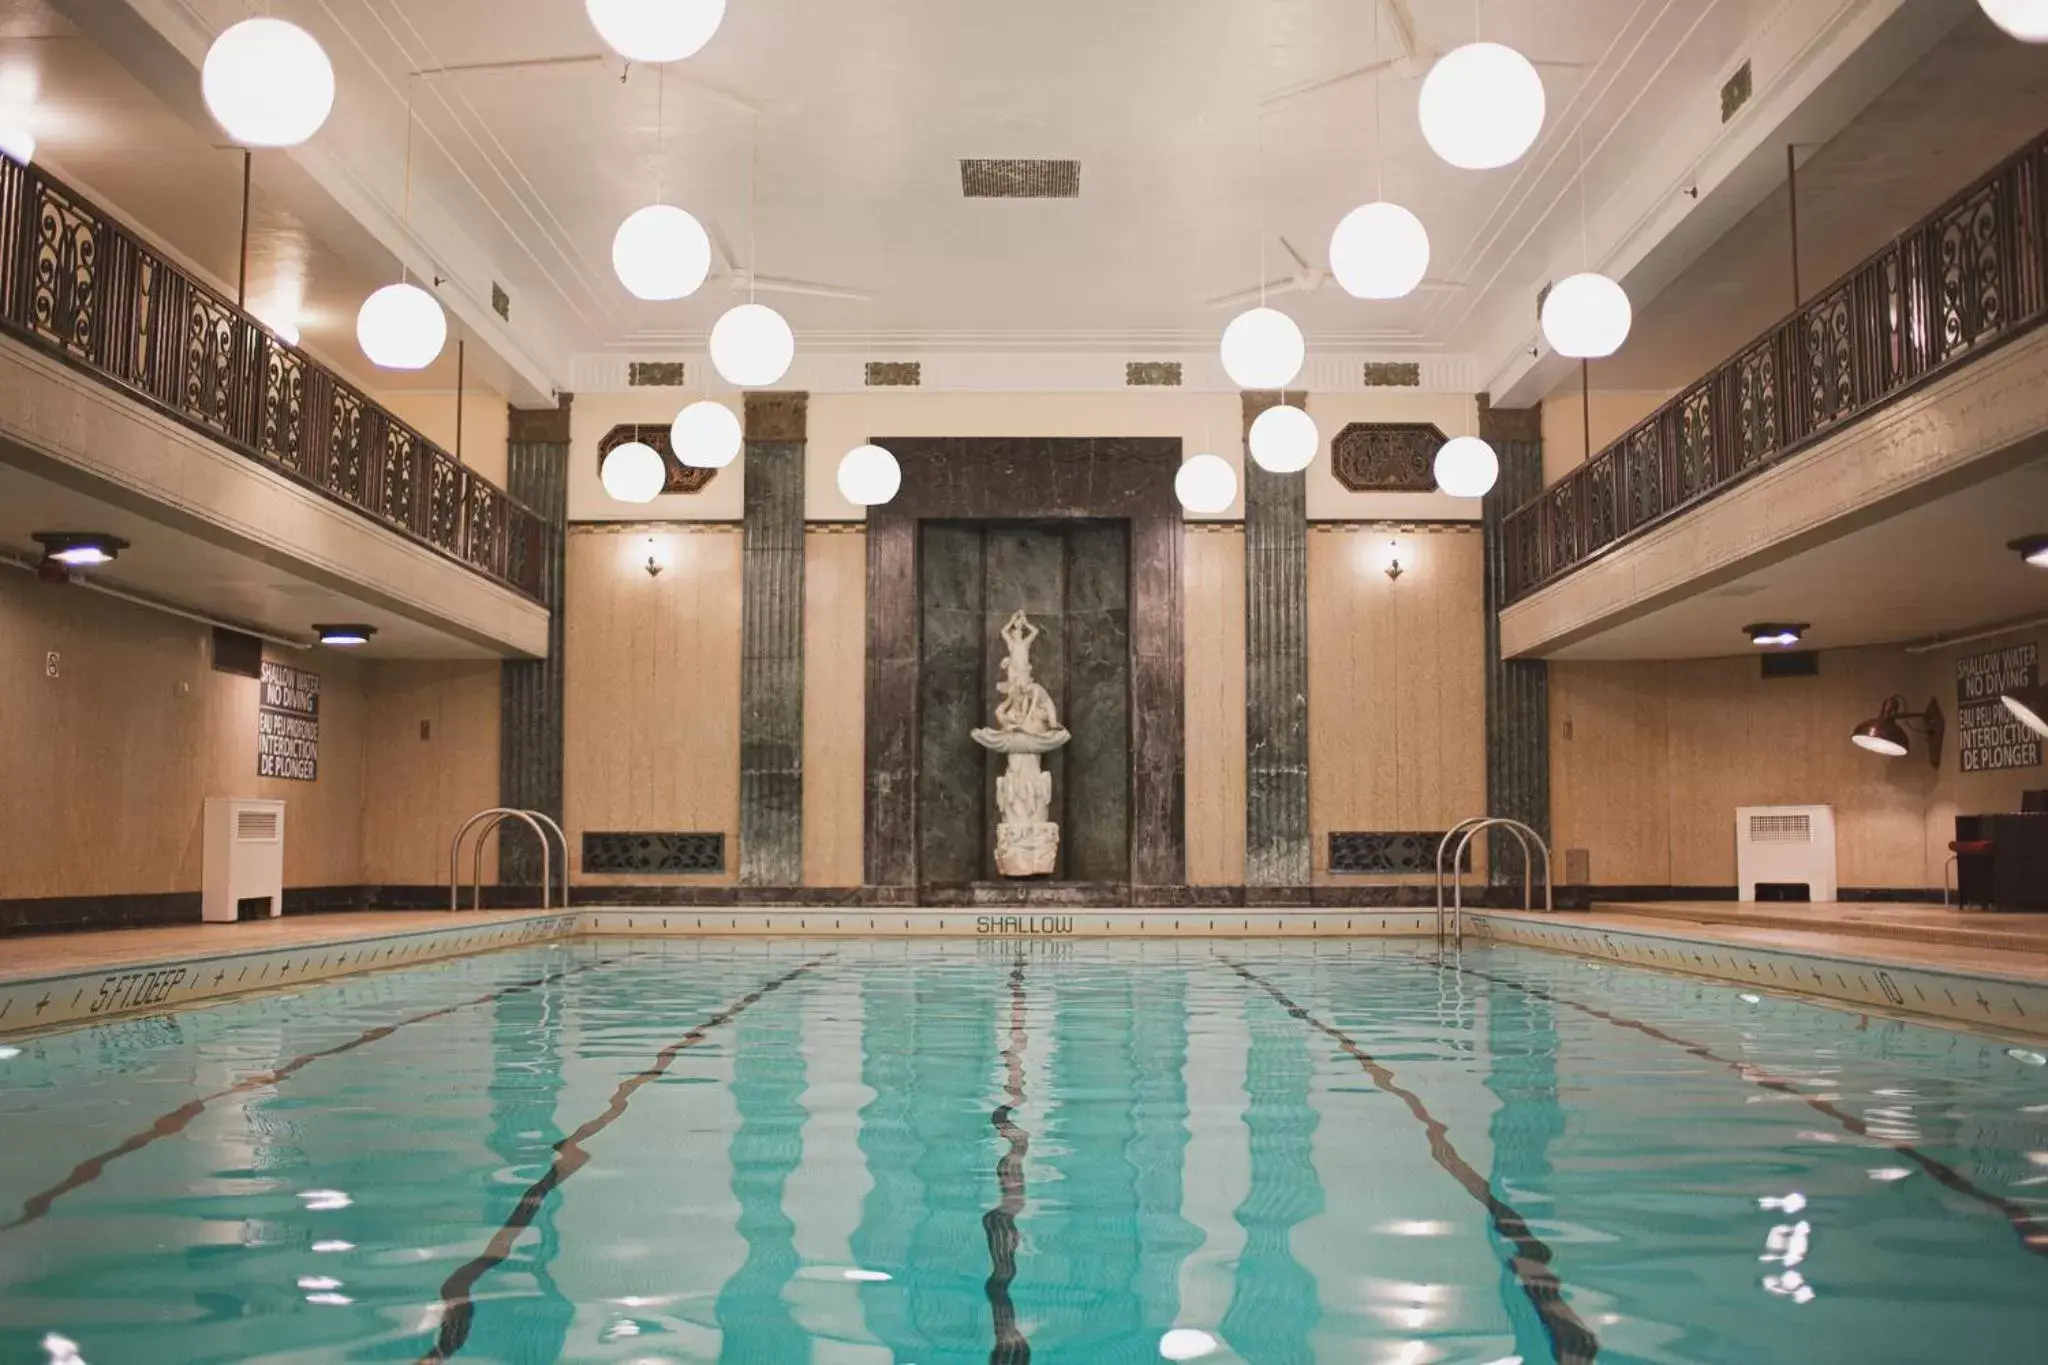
[595,423,717,495]
[1330,422,1446,493]
[1329,832,1469,875]
[582,832,726,875]
[1125,361,1182,387]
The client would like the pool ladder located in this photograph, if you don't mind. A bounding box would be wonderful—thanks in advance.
[449,807,570,911]
[1435,818,1553,947]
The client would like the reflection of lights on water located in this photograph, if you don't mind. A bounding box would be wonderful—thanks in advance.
[305,1292,353,1306]
[1388,1341,1429,1365]
[2007,1048,2047,1067]
[312,1240,354,1253]
[0,1046,22,1060]
[297,1276,343,1291]
[1159,1328,1219,1360]
[843,1268,892,1281]
[1762,1268,1816,1305]
[1758,1193,1807,1214]
[602,1320,643,1342]
[42,1334,85,1364]
[299,1189,352,1211]
[1761,1221,1810,1269]
[1377,1219,1452,1237]
[1868,1168,1913,1182]
[1738,993,1761,1004]
[611,1295,679,1308]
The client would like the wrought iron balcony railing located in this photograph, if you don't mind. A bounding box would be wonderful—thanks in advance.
[0,155,545,602]
[1503,129,2048,605]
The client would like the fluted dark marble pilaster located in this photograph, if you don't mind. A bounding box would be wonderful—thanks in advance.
[500,396,571,886]
[1481,401,1549,883]
[739,393,808,886]
[1242,391,1310,889]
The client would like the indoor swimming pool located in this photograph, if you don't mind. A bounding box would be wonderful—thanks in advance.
[2,937,2046,1363]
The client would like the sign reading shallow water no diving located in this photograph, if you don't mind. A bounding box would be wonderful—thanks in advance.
[258,660,320,782]
[1956,642,2041,774]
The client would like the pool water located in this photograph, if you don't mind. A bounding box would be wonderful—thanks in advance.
[2,938,2046,1363]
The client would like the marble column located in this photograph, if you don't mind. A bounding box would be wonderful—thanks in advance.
[1242,391,1310,893]
[1480,400,1549,884]
[499,395,571,886]
[739,392,808,886]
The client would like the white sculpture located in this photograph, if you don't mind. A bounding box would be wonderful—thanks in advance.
[972,610,1071,877]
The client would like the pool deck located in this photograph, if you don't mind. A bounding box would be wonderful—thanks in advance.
[6,901,2048,1037]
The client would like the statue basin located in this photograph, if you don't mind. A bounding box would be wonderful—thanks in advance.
[971,727,1071,755]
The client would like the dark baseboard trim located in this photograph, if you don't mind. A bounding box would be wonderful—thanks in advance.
[0,891,201,936]
[1581,885,1946,906]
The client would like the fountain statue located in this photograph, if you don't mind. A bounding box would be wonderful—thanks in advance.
[971,610,1071,877]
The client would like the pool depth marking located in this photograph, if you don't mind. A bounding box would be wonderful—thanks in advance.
[0,955,614,1234]
[1221,958,1601,1365]
[982,953,1033,1364]
[1449,960,2048,1262]
[418,956,830,1364]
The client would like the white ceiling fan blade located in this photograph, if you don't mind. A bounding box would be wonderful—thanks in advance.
[1205,276,1308,310]
[747,274,873,302]
[1259,56,1402,110]
[1279,236,1314,275]
[704,218,740,274]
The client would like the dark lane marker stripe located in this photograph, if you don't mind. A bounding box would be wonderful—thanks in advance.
[418,957,829,1364]
[1222,958,1599,1365]
[1,956,614,1234]
[982,954,1032,1365]
[1450,960,2048,1261]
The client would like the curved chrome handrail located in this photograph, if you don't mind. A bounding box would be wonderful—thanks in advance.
[1436,817,1531,942]
[1450,818,1554,947]
[448,807,551,912]
[1435,816,1495,933]
[470,810,571,911]
[525,810,571,909]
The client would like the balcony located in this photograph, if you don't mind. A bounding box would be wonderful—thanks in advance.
[0,154,545,603]
[1503,128,2048,606]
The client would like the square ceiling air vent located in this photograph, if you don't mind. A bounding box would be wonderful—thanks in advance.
[961,158,1080,199]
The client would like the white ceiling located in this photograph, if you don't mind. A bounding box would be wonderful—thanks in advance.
[0,460,506,657]
[1547,451,2048,661]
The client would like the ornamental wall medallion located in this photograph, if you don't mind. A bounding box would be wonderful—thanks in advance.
[1330,422,1447,493]
[595,423,716,495]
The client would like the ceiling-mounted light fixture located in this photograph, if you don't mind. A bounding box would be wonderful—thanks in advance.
[1174,453,1238,514]
[32,531,127,568]
[358,86,446,369]
[1221,307,1305,390]
[1541,129,1632,358]
[1745,622,1809,648]
[202,18,335,148]
[1433,435,1499,498]
[837,444,901,507]
[1247,403,1318,474]
[1850,695,1944,767]
[710,302,794,386]
[585,0,726,63]
[1979,0,2048,42]
[1330,9,1430,300]
[2003,684,2048,738]
[2009,534,2048,568]
[1418,37,1545,171]
[600,440,667,504]
[0,128,34,166]
[671,399,741,468]
[314,624,376,647]
[613,69,711,300]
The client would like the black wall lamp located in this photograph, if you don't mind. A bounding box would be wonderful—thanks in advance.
[2009,534,2048,569]
[32,531,128,578]
[1850,695,1944,767]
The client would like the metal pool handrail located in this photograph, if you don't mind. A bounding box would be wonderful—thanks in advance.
[1449,819,1554,947]
[448,807,554,911]
[1436,817,1530,943]
[469,810,571,912]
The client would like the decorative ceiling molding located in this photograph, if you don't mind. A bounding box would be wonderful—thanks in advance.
[595,423,716,494]
[864,361,922,387]
[1126,361,1183,387]
[744,392,810,442]
[1330,423,1447,493]
[628,361,687,387]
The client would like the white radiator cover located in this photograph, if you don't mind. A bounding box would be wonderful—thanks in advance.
[1735,805,1837,902]
[203,798,286,923]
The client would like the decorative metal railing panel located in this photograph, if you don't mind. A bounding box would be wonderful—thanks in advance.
[0,155,544,601]
[1504,130,2048,603]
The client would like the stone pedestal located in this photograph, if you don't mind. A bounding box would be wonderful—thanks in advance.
[992,751,1059,876]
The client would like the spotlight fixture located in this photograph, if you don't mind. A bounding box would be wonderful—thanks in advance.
[1745,622,1809,648]
[31,531,128,568]
[1850,695,1944,767]
[2010,534,2048,568]
[2003,684,2048,739]
[314,624,376,647]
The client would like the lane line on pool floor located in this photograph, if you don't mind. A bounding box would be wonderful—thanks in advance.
[982,952,1033,1365]
[419,955,832,1365]
[0,955,619,1234]
[1447,960,2048,1261]
[1220,957,1601,1365]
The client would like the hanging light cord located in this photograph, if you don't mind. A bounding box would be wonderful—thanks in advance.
[399,76,414,283]
[654,65,664,203]
[749,111,760,302]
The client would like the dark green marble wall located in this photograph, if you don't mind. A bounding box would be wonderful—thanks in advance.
[1242,391,1311,891]
[499,397,570,886]
[1481,402,1550,882]
[738,393,808,886]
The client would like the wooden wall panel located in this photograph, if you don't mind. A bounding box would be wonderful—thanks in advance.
[1550,660,1671,885]
[802,529,866,886]
[1184,526,1247,885]
[359,661,503,887]
[1306,527,1487,881]
[563,527,743,884]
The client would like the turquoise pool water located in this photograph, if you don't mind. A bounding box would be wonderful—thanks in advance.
[2,938,2046,1363]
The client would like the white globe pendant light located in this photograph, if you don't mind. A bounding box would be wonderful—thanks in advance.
[202,18,335,148]
[670,399,742,469]
[1174,453,1238,514]
[600,440,667,504]
[1220,306,1305,390]
[612,204,711,301]
[585,0,726,62]
[1541,271,1633,359]
[1433,435,1500,498]
[355,282,447,370]
[837,444,901,507]
[1248,404,1319,474]
[710,302,795,387]
[1419,42,1545,170]
[1329,201,1431,300]
[0,128,33,166]
[1981,0,2048,41]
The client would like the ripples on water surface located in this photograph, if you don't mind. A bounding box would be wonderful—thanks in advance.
[2,938,2046,1363]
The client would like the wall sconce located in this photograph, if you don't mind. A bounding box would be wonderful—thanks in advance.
[1850,695,1944,767]
[2008,534,2048,569]
[643,536,664,578]
[1376,536,1411,582]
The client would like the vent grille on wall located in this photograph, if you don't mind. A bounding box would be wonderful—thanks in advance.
[491,281,511,320]
[1329,831,1467,875]
[1126,361,1182,387]
[628,361,688,387]
[865,361,922,387]
[582,831,725,875]
[1721,59,1753,123]
[1362,362,1422,388]
[961,158,1080,198]
[236,808,282,843]
[1747,812,1812,843]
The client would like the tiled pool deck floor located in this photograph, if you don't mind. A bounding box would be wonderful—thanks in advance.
[3,902,2048,1037]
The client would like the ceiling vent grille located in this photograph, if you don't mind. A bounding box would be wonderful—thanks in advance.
[961,158,1080,199]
